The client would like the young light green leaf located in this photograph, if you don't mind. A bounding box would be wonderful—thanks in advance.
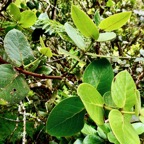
[39,47,52,57]
[135,90,141,116]
[46,97,85,137]
[4,29,34,67]
[40,36,45,48]
[109,109,140,144]
[111,70,137,110]
[19,10,37,28]
[96,32,116,42]
[99,12,131,31]
[7,3,21,21]
[71,5,99,40]
[64,23,86,50]
[0,64,30,105]
[83,58,114,95]
[77,83,104,125]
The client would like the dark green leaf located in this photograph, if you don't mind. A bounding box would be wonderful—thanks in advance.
[94,10,101,26]
[46,97,85,137]
[0,64,30,105]
[4,29,34,67]
[83,58,114,95]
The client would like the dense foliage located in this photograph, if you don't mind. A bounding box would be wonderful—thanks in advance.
[0,0,144,143]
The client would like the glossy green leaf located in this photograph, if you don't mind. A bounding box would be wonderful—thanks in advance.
[103,91,116,108]
[77,83,104,125]
[71,5,99,40]
[83,135,104,144]
[83,58,114,95]
[135,90,141,116]
[7,3,21,21]
[111,70,137,109]
[0,64,30,105]
[4,29,34,67]
[99,12,131,31]
[96,32,116,42]
[19,10,37,28]
[64,23,86,50]
[109,109,140,144]
[46,97,85,137]
[132,123,144,135]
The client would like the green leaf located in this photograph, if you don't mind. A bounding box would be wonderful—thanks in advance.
[4,29,34,67]
[59,47,85,63]
[71,5,99,40]
[39,47,52,57]
[132,123,144,135]
[81,123,97,135]
[64,23,86,50]
[77,83,104,125]
[135,90,141,116]
[103,91,116,108]
[35,65,52,75]
[74,139,83,144]
[19,10,37,28]
[83,58,114,95]
[83,135,104,144]
[0,64,30,104]
[94,10,101,26]
[46,97,85,137]
[109,109,140,144]
[107,132,120,144]
[99,12,132,31]
[7,3,21,21]
[40,36,46,48]
[111,70,137,110]
[96,32,116,42]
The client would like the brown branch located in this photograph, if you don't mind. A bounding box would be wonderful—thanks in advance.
[136,72,144,87]
[15,67,62,79]
[0,56,63,80]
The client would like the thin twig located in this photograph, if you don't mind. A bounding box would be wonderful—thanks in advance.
[0,56,63,79]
